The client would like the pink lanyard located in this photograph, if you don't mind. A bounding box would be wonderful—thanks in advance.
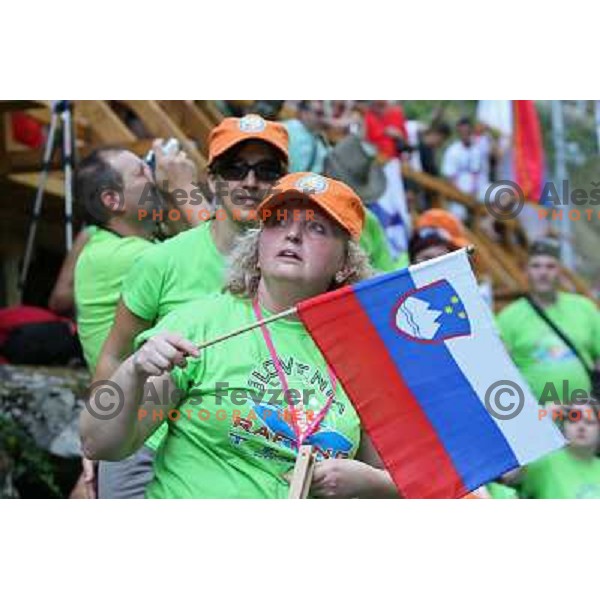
[252,297,337,448]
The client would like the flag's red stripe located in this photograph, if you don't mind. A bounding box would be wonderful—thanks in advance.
[298,288,468,499]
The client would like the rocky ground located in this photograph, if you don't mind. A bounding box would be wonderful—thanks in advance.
[0,365,90,498]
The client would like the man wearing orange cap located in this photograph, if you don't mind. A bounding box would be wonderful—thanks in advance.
[82,173,400,499]
[91,114,289,498]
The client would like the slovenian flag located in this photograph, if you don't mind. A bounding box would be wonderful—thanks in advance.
[297,249,564,498]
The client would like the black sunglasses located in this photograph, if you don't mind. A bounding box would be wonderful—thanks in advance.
[216,159,284,183]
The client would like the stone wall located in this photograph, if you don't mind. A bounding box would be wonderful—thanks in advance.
[0,365,90,498]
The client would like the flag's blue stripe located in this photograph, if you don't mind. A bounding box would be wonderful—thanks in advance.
[351,269,519,491]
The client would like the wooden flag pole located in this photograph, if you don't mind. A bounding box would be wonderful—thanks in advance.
[288,445,316,499]
[195,306,298,352]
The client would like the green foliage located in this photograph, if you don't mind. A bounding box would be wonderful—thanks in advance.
[401,100,478,125]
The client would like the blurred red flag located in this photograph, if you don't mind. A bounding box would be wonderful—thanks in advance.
[513,100,544,201]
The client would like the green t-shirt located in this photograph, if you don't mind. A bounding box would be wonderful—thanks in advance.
[393,252,409,271]
[123,220,227,451]
[74,228,153,372]
[487,482,519,499]
[519,448,600,499]
[359,210,396,272]
[135,293,362,499]
[122,220,226,323]
[496,293,600,404]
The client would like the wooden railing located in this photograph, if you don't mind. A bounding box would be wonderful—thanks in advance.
[400,164,598,306]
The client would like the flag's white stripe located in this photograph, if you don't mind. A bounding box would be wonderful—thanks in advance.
[409,252,565,465]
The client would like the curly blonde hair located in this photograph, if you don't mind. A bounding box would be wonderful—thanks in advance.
[225,227,374,298]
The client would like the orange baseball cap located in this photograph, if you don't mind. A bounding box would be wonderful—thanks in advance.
[257,172,366,240]
[415,209,470,248]
[208,114,289,165]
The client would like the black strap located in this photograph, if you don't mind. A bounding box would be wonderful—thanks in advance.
[96,224,124,238]
[526,294,593,378]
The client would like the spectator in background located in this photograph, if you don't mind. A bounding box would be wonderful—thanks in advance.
[363,101,408,160]
[441,117,490,221]
[323,134,399,272]
[475,122,501,183]
[497,238,600,405]
[49,136,205,318]
[284,101,329,173]
[518,401,600,498]
[73,143,196,498]
[415,121,451,178]
[55,147,154,497]
[74,147,160,372]
[404,120,451,211]
[408,209,469,264]
[322,101,361,139]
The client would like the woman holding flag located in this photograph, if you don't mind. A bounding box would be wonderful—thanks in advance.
[81,173,400,499]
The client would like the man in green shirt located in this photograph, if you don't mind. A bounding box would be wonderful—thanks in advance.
[73,148,155,499]
[497,238,600,406]
[74,144,200,498]
[92,115,290,497]
[74,145,165,371]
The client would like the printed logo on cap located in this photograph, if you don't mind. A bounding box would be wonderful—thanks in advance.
[295,174,329,195]
[238,114,266,133]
